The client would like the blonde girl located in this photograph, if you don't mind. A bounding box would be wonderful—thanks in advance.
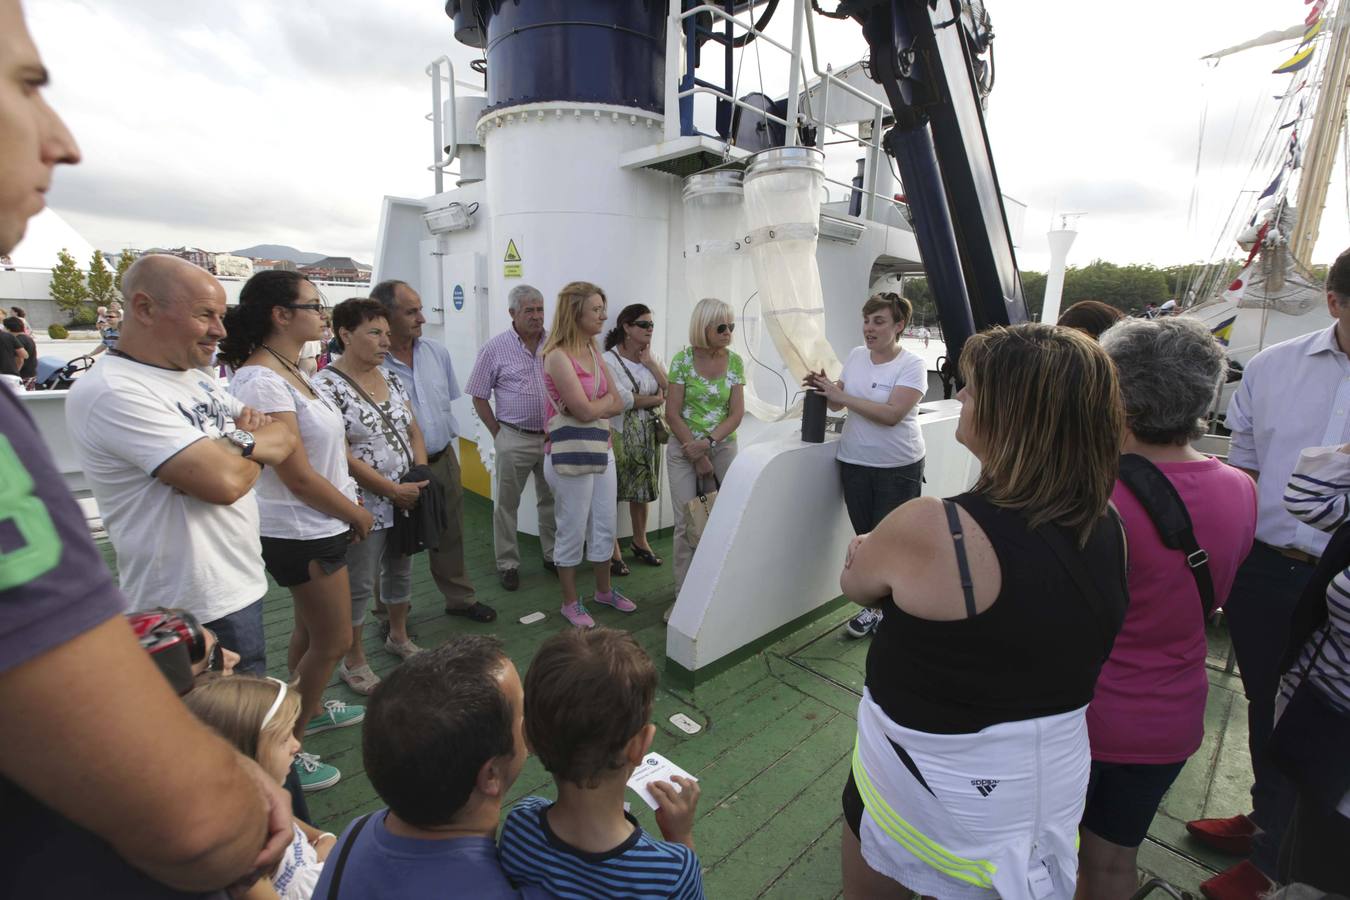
[186,676,337,900]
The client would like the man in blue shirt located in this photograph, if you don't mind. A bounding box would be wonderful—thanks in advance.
[374,279,493,622]
[312,636,547,899]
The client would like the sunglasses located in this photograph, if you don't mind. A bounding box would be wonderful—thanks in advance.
[633,320,655,329]
[716,323,736,334]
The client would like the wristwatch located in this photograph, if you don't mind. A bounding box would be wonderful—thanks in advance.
[707,437,719,450]
[225,429,257,459]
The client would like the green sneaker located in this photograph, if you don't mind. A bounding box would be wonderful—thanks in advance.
[293,751,340,792]
[304,699,365,736]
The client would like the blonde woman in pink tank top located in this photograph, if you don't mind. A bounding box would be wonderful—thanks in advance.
[541,282,636,627]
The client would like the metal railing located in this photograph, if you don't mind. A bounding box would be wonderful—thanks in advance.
[666,1,905,222]
[425,56,459,194]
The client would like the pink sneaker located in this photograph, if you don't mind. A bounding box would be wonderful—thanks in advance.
[595,589,637,613]
[560,600,595,628]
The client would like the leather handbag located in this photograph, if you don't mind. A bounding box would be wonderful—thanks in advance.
[1267,631,1350,809]
[1267,518,1350,809]
[685,473,720,548]
[548,347,610,476]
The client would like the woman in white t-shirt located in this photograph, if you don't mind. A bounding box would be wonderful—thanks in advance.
[805,292,927,639]
[220,270,373,791]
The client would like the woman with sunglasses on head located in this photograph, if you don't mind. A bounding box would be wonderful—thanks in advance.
[603,303,669,575]
[220,270,373,792]
[805,292,927,640]
[666,297,745,600]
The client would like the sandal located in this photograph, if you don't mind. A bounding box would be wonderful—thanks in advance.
[631,544,663,566]
[338,662,381,696]
[610,557,631,576]
[444,601,498,623]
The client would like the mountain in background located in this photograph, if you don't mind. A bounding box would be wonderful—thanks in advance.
[232,244,327,264]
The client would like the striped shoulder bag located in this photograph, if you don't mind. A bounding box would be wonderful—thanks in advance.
[548,346,610,476]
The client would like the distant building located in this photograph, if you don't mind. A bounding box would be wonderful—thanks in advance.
[299,256,371,284]
[149,246,213,270]
[251,258,298,272]
[212,253,254,278]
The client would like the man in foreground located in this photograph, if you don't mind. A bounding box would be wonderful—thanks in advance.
[0,2,290,894]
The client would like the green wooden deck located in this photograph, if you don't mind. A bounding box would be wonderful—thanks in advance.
[129,493,1254,897]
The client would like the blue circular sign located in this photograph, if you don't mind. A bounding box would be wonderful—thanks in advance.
[452,284,465,311]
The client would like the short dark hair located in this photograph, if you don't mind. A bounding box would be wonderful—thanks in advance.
[862,292,912,340]
[524,628,657,788]
[1329,247,1350,297]
[363,635,514,827]
[369,279,410,312]
[329,297,385,352]
[1056,300,1124,340]
[2,317,22,333]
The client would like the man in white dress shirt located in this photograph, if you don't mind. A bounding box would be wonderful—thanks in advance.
[1188,248,1350,899]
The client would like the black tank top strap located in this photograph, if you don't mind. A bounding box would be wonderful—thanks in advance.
[942,499,977,618]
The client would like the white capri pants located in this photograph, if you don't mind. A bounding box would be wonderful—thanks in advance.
[543,450,618,568]
[346,526,413,625]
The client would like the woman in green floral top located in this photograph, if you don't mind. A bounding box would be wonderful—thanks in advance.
[666,297,746,598]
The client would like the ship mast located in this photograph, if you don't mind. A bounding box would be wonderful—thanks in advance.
[1291,0,1350,265]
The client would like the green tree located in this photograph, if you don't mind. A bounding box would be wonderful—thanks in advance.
[49,248,90,324]
[88,250,116,306]
[114,249,138,298]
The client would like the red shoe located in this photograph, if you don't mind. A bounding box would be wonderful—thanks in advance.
[1199,860,1273,900]
[1186,813,1257,856]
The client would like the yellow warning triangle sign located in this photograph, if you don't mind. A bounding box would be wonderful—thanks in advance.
[504,240,522,263]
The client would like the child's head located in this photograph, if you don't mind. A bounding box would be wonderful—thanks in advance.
[185,675,302,784]
[363,635,525,828]
[525,628,658,789]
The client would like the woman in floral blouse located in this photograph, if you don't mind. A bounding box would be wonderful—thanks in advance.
[666,297,745,598]
[314,298,429,695]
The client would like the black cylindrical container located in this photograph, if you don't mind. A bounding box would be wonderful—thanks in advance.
[802,390,827,443]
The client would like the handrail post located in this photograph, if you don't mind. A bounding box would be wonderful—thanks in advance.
[864,107,883,220]
[425,56,458,194]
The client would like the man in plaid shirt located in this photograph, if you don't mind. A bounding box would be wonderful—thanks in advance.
[467,284,557,591]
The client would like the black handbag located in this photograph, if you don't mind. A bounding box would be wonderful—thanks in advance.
[1267,520,1350,810]
[325,366,445,555]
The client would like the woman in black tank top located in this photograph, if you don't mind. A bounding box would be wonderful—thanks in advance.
[838,324,1129,900]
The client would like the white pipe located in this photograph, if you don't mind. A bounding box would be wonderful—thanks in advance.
[665,0,682,141]
[783,0,806,147]
[1041,228,1078,324]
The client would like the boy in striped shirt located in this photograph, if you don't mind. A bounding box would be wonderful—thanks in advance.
[500,629,704,899]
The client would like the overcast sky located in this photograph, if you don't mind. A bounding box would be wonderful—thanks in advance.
[21,0,1350,273]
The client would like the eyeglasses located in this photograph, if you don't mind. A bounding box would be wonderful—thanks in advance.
[716,323,736,334]
[633,321,655,329]
[285,303,326,313]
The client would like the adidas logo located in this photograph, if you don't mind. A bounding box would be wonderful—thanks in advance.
[971,779,1000,797]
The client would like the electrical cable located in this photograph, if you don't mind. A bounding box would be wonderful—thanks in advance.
[740,291,791,411]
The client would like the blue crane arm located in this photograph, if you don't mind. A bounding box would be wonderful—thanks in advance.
[841,0,1028,378]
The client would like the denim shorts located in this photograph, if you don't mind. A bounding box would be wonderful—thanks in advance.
[260,532,349,587]
[1080,759,1186,848]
